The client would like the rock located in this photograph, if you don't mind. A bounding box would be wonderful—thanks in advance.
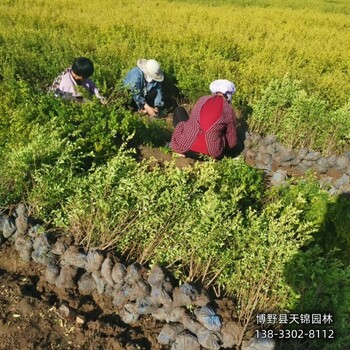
[245,149,256,159]
[137,296,159,315]
[91,271,106,294]
[244,139,253,149]
[148,265,165,287]
[304,151,321,161]
[45,264,60,284]
[251,134,262,145]
[274,142,285,153]
[193,292,210,307]
[85,249,104,273]
[328,186,339,196]
[297,162,311,172]
[280,161,292,167]
[257,145,267,154]
[279,149,295,162]
[78,272,96,294]
[61,246,87,268]
[0,233,5,246]
[51,241,67,255]
[15,214,28,235]
[334,174,350,189]
[15,203,28,217]
[152,307,186,323]
[55,265,77,290]
[255,162,268,170]
[104,284,115,297]
[271,170,287,186]
[290,157,302,166]
[57,303,77,322]
[194,306,221,332]
[221,321,241,348]
[196,328,221,350]
[33,233,51,254]
[151,285,172,306]
[32,250,56,266]
[265,145,276,155]
[297,148,308,159]
[151,306,169,321]
[28,224,42,238]
[181,313,203,334]
[326,154,337,167]
[314,157,329,173]
[113,284,134,306]
[15,236,33,262]
[301,159,315,167]
[172,284,199,307]
[260,135,277,146]
[171,331,200,350]
[121,303,139,324]
[101,255,115,286]
[261,153,272,166]
[158,323,185,345]
[2,216,16,238]
[111,262,127,285]
[128,280,150,301]
[242,336,276,350]
[125,263,142,284]
[336,155,349,170]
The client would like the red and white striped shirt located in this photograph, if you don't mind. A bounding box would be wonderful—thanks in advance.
[171,95,237,159]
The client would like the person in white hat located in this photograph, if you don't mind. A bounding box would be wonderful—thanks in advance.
[123,59,164,117]
[171,79,237,159]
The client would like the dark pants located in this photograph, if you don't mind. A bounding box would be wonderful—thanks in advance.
[130,88,158,110]
[172,107,204,160]
[173,106,189,127]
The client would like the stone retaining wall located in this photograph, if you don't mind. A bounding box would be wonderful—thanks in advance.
[242,133,350,193]
[0,204,275,350]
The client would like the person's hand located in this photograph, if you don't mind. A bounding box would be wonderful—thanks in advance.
[99,96,107,105]
[144,104,157,117]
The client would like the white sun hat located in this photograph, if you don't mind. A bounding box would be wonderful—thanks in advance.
[209,79,236,99]
[137,59,164,82]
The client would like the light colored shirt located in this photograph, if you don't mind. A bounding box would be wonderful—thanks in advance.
[49,68,103,101]
[123,67,164,109]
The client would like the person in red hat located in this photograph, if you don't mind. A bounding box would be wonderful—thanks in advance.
[170,79,237,159]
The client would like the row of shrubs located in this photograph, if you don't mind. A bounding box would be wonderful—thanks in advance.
[1,0,350,153]
[0,75,349,348]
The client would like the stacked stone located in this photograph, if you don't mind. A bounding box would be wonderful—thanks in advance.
[3,205,276,349]
[243,133,350,194]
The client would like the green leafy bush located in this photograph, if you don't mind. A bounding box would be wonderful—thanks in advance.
[250,77,350,153]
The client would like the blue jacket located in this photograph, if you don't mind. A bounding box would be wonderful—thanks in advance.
[123,67,164,109]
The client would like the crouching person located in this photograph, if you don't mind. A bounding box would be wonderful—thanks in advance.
[170,79,237,159]
[123,58,164,118]
[49,57,106,104]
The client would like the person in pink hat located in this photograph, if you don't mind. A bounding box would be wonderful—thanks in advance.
[123,59,164,117]
[170,79,237,159]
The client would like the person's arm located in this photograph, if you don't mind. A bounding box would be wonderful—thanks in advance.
[92,86,107,105]
[225,108,238,149]
[124,68,146,109]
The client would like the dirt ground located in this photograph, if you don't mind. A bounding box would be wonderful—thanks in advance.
[0,244,165,350]
[0,242,237,350]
